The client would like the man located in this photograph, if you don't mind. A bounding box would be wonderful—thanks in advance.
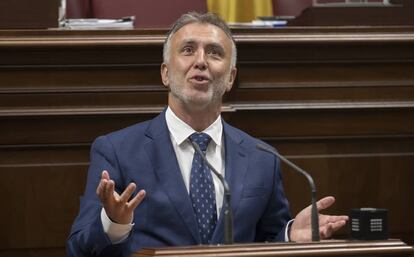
[67,12,348,257]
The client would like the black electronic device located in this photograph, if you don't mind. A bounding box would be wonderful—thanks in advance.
[350,208,388,240]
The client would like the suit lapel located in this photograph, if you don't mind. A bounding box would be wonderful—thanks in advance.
[211,122,248,244]
[144,111,200,243]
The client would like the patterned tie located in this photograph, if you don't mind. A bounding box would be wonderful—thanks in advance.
[189,132,217,244]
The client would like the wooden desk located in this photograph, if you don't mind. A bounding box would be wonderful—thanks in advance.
[134,240,414,257]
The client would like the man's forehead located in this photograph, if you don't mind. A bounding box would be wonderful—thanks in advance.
[172,23,231,46]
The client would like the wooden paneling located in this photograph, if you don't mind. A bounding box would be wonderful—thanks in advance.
[289,4,414,26]
[1,27,413,256]
[0,0,59,29]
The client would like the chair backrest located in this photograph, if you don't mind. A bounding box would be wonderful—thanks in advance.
[67,0,207,28]
[273,0,312,17]
[67,0,92,18]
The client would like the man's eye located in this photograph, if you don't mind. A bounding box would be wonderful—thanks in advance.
[182,47,194,54]
[207,48,222,57]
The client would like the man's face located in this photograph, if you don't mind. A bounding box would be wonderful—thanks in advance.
[161,23,237,110]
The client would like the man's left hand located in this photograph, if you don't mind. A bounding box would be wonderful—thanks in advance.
[289,196,349,242]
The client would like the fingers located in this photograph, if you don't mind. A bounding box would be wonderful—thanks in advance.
[316,196,335,212]
[119,182,137,203]
[128,189,146,210]
[97,178,115,202]
[120,183,146,210]
[96,170,112,199]
[106,179,115,198]
[320,213,349,224]
[320,219,348,238]
[96,170,145,209]
[97,170,121,204]
[315,196,348,239]
[319,213,349,239]
[329,215,349,223]
[102,170,110,180]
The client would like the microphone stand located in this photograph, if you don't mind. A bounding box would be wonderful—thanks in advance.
[191,141,234,244]
[256,143,320,242]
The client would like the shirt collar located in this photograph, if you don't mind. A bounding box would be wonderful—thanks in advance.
[165,107,223,147]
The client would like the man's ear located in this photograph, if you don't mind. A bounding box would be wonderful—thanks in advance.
[161,63,169,87]
[226,67,237,92]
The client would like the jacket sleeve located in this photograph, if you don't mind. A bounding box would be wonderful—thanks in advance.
[255,152,292,242]
[67,135,133,257]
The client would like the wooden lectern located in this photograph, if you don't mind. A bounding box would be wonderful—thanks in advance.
[133,239,413,257]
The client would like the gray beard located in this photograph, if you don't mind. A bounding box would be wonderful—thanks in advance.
[168,77,228,109]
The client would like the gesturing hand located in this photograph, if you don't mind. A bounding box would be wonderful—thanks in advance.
[289,196,349,242]
[96,170,146,224]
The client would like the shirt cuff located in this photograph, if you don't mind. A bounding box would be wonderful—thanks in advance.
[284,219,295,242]
[101,208,134,244]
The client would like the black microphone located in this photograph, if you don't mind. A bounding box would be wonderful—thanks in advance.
[256,143,320,242]
[190,140,234,244]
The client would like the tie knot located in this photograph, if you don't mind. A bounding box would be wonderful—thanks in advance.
[189,132,211,152]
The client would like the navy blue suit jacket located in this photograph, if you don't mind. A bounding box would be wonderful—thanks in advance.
[67,110,291,257]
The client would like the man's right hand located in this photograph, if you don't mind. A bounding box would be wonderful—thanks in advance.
[96,170,146,224]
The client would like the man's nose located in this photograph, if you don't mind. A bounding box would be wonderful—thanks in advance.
[194,50,207,70]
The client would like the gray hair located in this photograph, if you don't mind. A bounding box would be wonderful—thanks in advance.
[163,12,237,68]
